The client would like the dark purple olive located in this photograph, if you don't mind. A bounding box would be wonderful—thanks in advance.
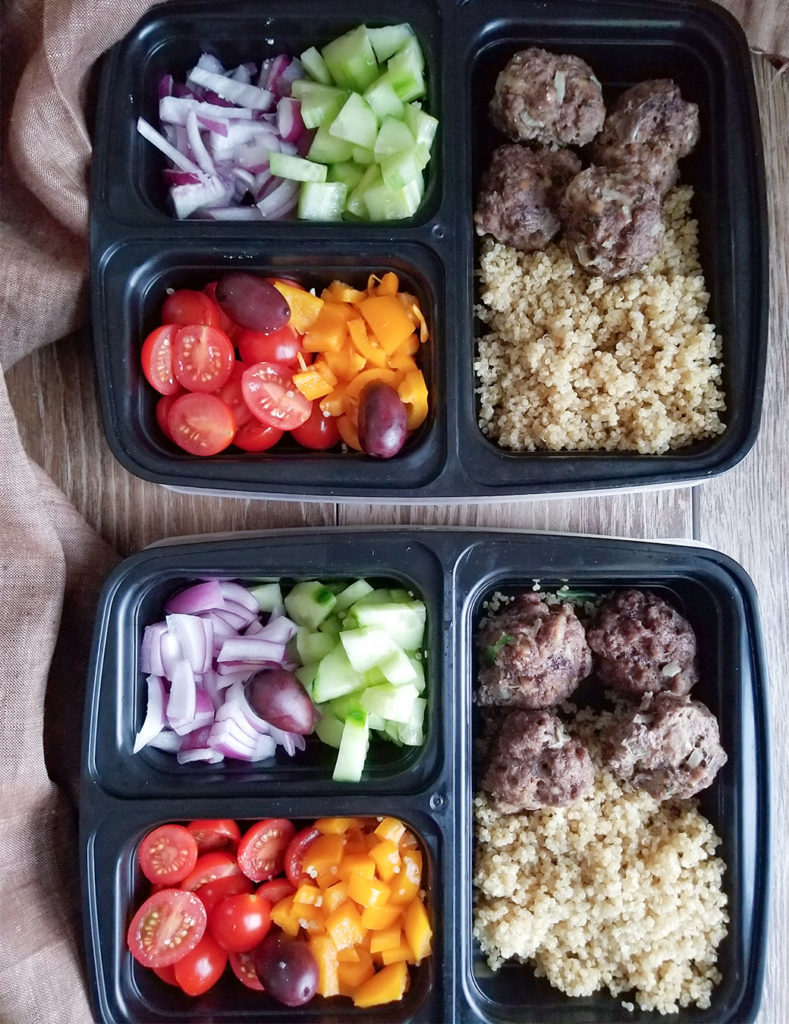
[253,931,319,1006]
[358,381,408,458]
[245,667,316,735]
[214,272,291,333]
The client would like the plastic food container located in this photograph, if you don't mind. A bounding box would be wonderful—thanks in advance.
[89,0,768,500]
[80,528,770,1022]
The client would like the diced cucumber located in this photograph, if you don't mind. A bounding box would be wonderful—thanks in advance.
[295,627,337,665]
[326,689,366,721]
[307,123,355,164]
[290,81,349,129]
[284,580,338,629]
[312,643,365,703]
[384,719,404,746]
[367,23,416,63]
[299,45,333,85]
[298,181,347,221]
[373,116,415,160]
[408,654,426,694]
[363,76,405,120]
[321,25,380,92]
[328,160,365,193]
[378,645,418,686]
[269,151,327,183]
[333,709,370,782]
[317,613,344,636]
[362,665,388,688]
[333,578,374,611]
[346,165,382,218]
[360,682,420,723]
[403,102,439,149]
[340,626,394,673]
[351,145,376,166]
[351,599,426,651]
[295,662,319,692]
[397,696,426,745]
[362,170,424,221]
[329,92,378,150]
[385,36,426,101]
[350,588,394,608]
[314,708,345,748]
[380,147,425,189]
[247,581,283,614]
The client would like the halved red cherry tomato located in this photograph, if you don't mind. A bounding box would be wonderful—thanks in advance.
[172,324,235,393]
[290,404,341,451]
[141,324,181,396]
[241,361,312,431]
[195,873,255,915]
[256,877,296,904]
[187,818,242,853]
[181,851,242,892]
[228,949,265,991]
[213,363,252,429]
[127,889,207,968]
[209,892,272,953]
[283,826,321,887]
[138,824,199,886]
[161,289,223,328]
[236,818,296,883]
[236,325,305,367]
[173,931,228,996]
[152,964,179,987]
[167,393,236,456]
[232,419,284,453]
[155,389,187,440]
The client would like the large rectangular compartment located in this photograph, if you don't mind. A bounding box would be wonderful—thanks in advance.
[89,0,767,499]
[80,528,770,1023]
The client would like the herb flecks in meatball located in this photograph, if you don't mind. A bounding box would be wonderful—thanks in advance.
[489,48,605,148]
[481,708,595,811]
[477,593,592,709]
[604,691,727,800]
[474,144,582,251]
[587,588,698,696]
[559,166,664,281]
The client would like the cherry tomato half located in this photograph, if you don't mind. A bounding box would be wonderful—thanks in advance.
[229,949,265,991]
[173,931,228,996]
[155,389,187,441]
[127,889,207,968]
[236,325,305,367]
[236,818,296,883]
[181,851,243,892]
[209,892,272,953]
[194,873,255,916]
[167,393,236,457]
[161,289,223,328]
[232,418,284,453]
[172,324,235,393]
[141,324,180,396]
[187,818,242,854]
[138,824,199,886]
[213,363,252,429]
[241,362,312,431]
[283,826,321,887]
[290,404,341,451]
[152,964,179,987]
[256,877,296,904]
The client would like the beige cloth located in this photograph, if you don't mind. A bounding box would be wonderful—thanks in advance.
[0,1,786,1021]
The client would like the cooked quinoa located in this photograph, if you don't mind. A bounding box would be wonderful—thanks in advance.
[473,708,729,1014]
[474,186,726,453]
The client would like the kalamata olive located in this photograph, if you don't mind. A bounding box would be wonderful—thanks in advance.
[358,381,408,458]
[245,668,316,735]
[253,931,318,1006]
[214,273,291,334]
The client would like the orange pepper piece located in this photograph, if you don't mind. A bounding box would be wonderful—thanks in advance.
[322,881,350,915]
[344,367,401,402]
[347,871,391,909]
[315,817,365,835]
[294,882,323,906]
[338,948,376,995]
[308,934,340,997]
[336,413,362,451]
[359,295,415,354]
[326,901,366,950]
[389,849,422,905]
[348,317,388,367]
[374,817,407,844]
[270,894,300,936]
[369,839,401,883]
[369,925,402,954]
[321,280,366,304]
[338,853,376,883]
[292,366,334,401]
[397,369,429,430]
[271,281,324,333]
[403,895,432,963]
[292,900,325,933]
[380,939,416,965]
[319,388,347,418]
[336,945,361,963]
[360,903,403,930]
[303,832,345,877]
[303,301,352,352]
[353,960,408,1008]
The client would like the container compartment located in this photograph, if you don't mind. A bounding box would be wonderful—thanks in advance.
[82,799,447,1023]
[91,240,446,494]
[84,532,448,799]
[92,0,444,228]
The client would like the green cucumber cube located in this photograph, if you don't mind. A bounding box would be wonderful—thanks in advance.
[307,123,355,164]
[367,23,416,63]
[373,116,415,160]
[378,645,418,686]
[317,613,344,636]
[300,45,333,85]
[295,627,337,665]
[351,599,426,650]
[269,151,327,183]
[334,579,374,612]
[345,164,381,219]
[312,644,365,703]
[329,92,378,150]
[333,709,370,782]
[408,654,426,694]
[403,102,438,149]
[340,626,394,673]
[363,76,405,120]
[326,690,365,722]
[383,37,425,101]
[351,145,376,166]
[321,25,380,92]
[380,148,424,189]
[328,160,365,193]
[397,696,426,745]
[284,580,337,628]
[298,181,348,222]
[290,81,349,129]
[362,171,424,221]
[314,709,345,748]
[360,682,420,723]
[295,662,319,692]
[247,582,283,613]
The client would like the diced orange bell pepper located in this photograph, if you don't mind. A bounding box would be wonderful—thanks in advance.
[271,281,324,333]
[353,960,408,1008]
[375,817,407,844]
[322,345,366,381]
[366,272,400,297]
[397,369,429,430]
[380,939,416,965]
[342,827,370,855]
[308,934,340,997]
[338,853,376,883]
[292,365,334,401]
[369,925,402,954]
[344,367,402,402]
[315,817,365,835]
[321,280,366,304]
[389,849,422,905]
[403,895,432,962]
[347,871,391,909]
[294,882,323,907]
[270,895,300,936]
[360,903,403,930]
[348,317,388,368]
[399,828,419,851]
[369,839,401,883]
[319,388,347,418]
[337,945,360,963]
[326,901,366,950]
[359,295,415,355]
[303,301,353,352]
[322,880,350,915]
[336,413,362,451]
[338,948,376,995]
[388,349,418,375]
[303,832,345,877]
[293,900,325,933]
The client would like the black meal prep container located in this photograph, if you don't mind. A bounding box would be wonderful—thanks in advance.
[80,528,770,1023]
[89,0,768,501]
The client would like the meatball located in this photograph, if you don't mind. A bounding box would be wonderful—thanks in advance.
[489,48,606,148]
[592,79,699,194]
[559,166,664,281]
[481,708,595,811]
[474,144,582,251]
[477,593,592,709]
[586,588,698,697]
[603,692,727,800]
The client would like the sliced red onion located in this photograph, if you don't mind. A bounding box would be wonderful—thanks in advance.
[133,675,167,753]
[207,206,264,221]
[164,169,203,187]
[160,630,184,680]
[217,636,286,664]
[267,725,307,757]
[171,174,235,219]
[159,95,256,127]
[218,581,261,613]
[255,177,299,219]
[167,659,197,732]
[137,117,201,174]
[258,615,298,645]
[197,114,229,135]
[167,613,212,674]
[147,730,183,753]
[165,580,225,616]
[140,622,167,676]
[187,66,274,111]
[193,52,225,76]
[230,63,252,85]
[158,73,174,99]
[276,97,304,143]
[186,111,216,175]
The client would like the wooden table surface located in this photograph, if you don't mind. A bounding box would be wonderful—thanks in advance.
[6,54,787,1024]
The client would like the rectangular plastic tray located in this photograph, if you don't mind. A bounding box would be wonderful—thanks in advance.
[80,528,770,1022]
[89,0,768,500]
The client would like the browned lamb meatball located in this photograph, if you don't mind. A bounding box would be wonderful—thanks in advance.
[586,588,698,696]
[489,48,606,148]
[592,79,700,194]
[481,708,595,811]
[477,593,592,709]
[559,166,664,281]
[603,692,727,800]
[474,144,582,251]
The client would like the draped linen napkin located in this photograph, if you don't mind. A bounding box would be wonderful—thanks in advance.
[0,1,786,1020]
